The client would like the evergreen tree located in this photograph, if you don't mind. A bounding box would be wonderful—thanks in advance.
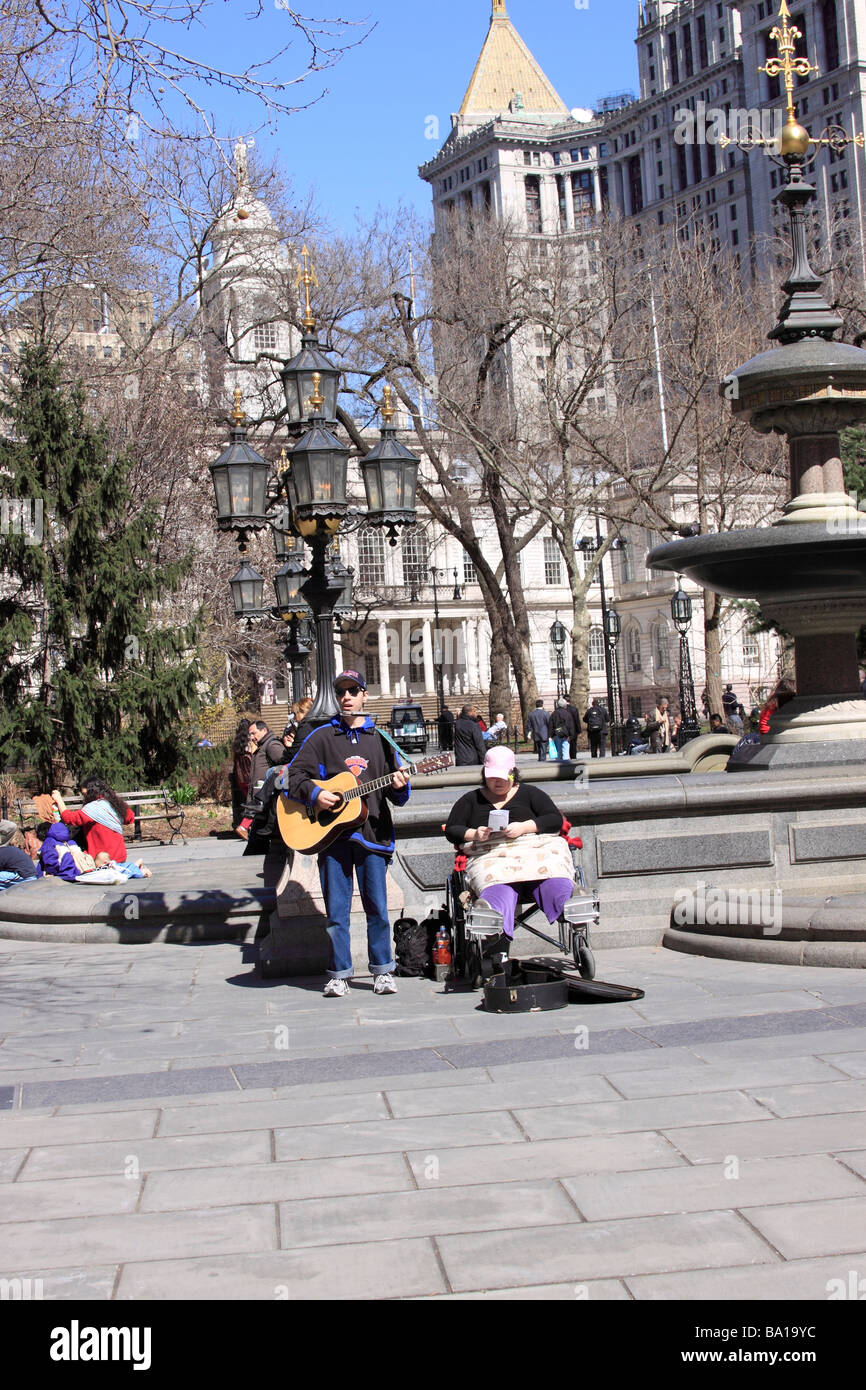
[841,426,866,502]
[0,345,202,788]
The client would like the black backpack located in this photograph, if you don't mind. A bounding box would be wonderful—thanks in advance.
[585,706,604,731]
[393,916,432,977]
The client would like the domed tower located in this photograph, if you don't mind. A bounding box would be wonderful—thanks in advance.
[200,138,298,420]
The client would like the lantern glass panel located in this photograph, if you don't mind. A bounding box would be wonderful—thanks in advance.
[230,563,264,618]
[604,609,621,643]
[212,469,231,521]
[672,589,692,628]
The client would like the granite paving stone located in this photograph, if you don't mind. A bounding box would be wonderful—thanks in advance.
[743,1196,866,1260]
[141,1153,416,1211]
[115,1239,447,1300]
[435,1209,777,1291]
[0,1109,158,1148]
[20,1068,239,1109]
[231,1050,456,1090]
[626,991,836,1025]
[275,1109,526,1160]
[406,1131,686,1188]
[279,1178,580,1249]
[688,1027,866,1063]
[605,1055,847,1100]
[18,1129,271,1181]
[0,1173,143,1222]
[631,1008,845,1049]
[156,1090,390,1137]
[561,1154,866,1221]
[837,1150,866,1180]
[0,1203,278,1272]
[0,1149,27,1182]
[626,1252,866,1301]
[660,1112,866,1164]
[485,1045,706,1082]
[384,1073,621,1118]
[514,1090,770,1141]
[819,1051,866,1078]
[744,1078,866,1118]
[413,1278,631,1301]
[434,1031,660,1070]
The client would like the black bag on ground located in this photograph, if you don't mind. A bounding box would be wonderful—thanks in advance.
[393,917,431,977]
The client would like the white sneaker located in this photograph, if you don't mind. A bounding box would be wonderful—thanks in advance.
[323,977,350,997]
[373,973,398,995]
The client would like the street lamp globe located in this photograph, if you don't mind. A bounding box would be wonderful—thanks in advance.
[358,387,419,543]
[604,608,622,647]
[209,391,270,534]
[229,560,266,619]
[273,554,310,618]
[671,577,693,634]
[550,619,567,652]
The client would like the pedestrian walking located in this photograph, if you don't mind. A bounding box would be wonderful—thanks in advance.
[526,700,550,762]
[454,704,486,765]
[583,699,609,758]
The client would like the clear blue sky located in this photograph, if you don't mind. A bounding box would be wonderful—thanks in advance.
[179,0,640,230]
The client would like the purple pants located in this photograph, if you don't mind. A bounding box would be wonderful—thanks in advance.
[479,878,574,940]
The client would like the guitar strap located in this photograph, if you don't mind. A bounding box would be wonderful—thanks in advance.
[374,725,415,772]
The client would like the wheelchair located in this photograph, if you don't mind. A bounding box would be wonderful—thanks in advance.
[445,838,598,990]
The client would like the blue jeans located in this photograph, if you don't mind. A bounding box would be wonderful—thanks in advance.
[551,736,569,762]
[318,839,396,979]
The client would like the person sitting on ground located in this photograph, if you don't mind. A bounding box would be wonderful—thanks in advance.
[52,778,135,862]
[34,820,90,881]
[444,746,575,964]
[0,835,40,892]
[76,851,153,883]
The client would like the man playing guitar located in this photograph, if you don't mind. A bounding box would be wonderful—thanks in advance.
[282,670,411,997]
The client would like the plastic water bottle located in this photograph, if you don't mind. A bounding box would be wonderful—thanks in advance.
[432,927,452,966]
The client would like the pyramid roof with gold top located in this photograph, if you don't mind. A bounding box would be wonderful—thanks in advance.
[458,0,570,123]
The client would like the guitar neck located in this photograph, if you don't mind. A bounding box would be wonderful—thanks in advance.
[346,768,413,802]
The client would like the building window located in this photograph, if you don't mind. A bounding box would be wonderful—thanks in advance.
[743,632,759,664]
[653,623,671,670]
[357,527,386,589]
[626,627,643,672]
[667,34,679,86]
[525,175,542,233]
[589,628,605,673]
[543,537,562,585]
[463,552,477,584]
[254,322,278,352]
[401,526,429,589]
[697,14,708,68]
[572,170,594,223]
[682,23,694,79]
[628,154,644,213]
[822,2,840,72]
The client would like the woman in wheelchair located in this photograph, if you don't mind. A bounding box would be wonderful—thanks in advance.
[444,745,576,954]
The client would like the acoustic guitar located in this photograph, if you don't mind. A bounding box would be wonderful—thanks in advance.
[276,754,453,854]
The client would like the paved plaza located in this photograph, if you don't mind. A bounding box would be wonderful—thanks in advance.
[2,866,866,1301]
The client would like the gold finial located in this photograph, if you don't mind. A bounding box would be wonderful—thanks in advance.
[231,388,245,426]
[382,384,395,425]
[492,0,507,14]
[308,371,324,414]
[760,1,818,127]
[278,447,289,474]
[296,245,319,333]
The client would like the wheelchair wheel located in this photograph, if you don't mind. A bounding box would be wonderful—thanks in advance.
[574,937,596,980]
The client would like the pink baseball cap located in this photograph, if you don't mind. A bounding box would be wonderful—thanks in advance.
[484,746,516,777]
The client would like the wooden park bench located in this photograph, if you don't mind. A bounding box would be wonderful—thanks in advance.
[12,788,187,846]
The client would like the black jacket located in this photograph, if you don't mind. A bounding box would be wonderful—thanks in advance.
[283,716,410,855]
[249,731,287,794]
[454,715,485,765]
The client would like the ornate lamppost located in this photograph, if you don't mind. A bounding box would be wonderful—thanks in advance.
[672,576,702,746]
[550,618,568,699]
[603,607,624,754]
[210,252,419,729]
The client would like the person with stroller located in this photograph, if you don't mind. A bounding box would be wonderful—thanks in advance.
[444,746,575,961]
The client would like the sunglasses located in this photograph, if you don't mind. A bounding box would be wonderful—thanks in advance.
[336,685,363,696]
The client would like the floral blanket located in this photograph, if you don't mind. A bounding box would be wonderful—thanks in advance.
[463,832,575,896]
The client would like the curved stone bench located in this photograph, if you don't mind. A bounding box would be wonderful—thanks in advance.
[665,892,866,968]
[0,861,275,945]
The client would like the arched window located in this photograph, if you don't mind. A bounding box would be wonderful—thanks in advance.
[589,627,605,673]
[653,622,671,670]
[627,625,643,672]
